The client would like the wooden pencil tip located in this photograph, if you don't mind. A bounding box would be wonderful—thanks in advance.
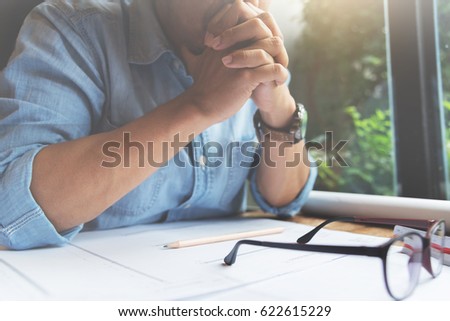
[164,242,179,249]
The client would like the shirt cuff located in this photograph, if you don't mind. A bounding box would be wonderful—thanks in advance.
[250,161,317,218]
[0,148,82,250]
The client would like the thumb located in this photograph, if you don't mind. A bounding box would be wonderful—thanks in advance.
[180,46,200,79]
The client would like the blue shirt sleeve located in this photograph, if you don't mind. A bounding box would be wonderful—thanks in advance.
[249,154,318,218]
[0,147,83,249]
[0,3,104,249]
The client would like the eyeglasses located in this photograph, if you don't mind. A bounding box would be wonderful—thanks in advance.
[223,217,446,300]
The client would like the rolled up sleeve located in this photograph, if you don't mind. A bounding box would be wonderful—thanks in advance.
[0,148,82,249]
[0,3,103,249]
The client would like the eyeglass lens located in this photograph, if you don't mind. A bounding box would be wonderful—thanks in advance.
[385,233,423,300]
[430,221,446,276]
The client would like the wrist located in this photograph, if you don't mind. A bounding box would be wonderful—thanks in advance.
[177,90,217,129]
[181,88,221,125]
[259,96,296,129]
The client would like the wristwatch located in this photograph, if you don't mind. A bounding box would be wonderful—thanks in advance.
[253,103,308,144]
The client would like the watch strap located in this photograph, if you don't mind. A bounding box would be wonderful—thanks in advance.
[253,104,306,144]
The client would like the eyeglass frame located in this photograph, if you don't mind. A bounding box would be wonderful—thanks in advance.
[296,216,446,277]
[223,217,446,300]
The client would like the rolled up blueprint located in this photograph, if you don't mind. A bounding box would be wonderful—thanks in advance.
[303,191,450,232]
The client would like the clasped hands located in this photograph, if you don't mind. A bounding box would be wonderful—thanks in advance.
[183,1,296,128]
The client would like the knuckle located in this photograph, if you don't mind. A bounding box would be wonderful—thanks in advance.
[255,49,267,61]
[258,12,274,23]
[222,28,234,41]
[252,17,266,30]
[240,50,249,61]
[272,63,283,75]
[271,36,284,48]
[236,0,246,10]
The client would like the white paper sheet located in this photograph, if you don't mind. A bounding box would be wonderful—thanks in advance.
[0,218,448,301]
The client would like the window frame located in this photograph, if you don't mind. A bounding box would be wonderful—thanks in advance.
[385,0,448,200]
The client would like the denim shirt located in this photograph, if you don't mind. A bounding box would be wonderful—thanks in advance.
[0,0,317,250]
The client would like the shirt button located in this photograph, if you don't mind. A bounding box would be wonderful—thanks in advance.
[199,155,207,168]
[172,60,182,71]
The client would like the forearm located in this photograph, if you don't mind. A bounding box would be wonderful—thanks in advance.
[30,93,211,232]
[256,139,310,207]
[255,88,310,207]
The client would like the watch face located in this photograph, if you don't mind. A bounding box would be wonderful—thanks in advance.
[298,104,308,140]
[294,128,302,141]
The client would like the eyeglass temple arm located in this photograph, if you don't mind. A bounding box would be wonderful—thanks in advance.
[296,217,355,244]
[296,217,435,244]
[223,239,382,266]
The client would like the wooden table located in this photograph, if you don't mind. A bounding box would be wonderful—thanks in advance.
[243,211,394,238]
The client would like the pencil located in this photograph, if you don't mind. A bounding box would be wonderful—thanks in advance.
[164,227,285,249]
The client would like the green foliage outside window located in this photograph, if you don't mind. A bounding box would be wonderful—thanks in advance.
[439,0,450,192]
[311,106,393,195]
[290,0,391,195]
[445,101,450,176]
[289,0,450,196]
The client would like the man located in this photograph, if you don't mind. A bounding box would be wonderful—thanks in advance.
[0,0,316,250]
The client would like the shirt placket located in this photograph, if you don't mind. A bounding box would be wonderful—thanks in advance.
[170,55,211,212]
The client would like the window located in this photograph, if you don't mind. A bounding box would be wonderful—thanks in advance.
[384,0,448,200]
[437,0,450,199]
[254,0,449,233]
[272,0,395,196]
